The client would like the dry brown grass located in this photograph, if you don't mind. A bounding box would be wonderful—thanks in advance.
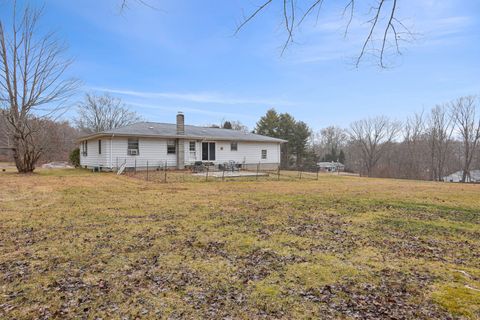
[1,169,479,319]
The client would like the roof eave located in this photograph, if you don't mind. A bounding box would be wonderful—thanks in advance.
[77,132,286,143]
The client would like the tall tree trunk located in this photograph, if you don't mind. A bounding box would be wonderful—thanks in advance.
[12,134,36,173]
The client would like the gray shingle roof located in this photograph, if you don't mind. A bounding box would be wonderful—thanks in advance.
[317,162,345,167]
[79,122,286,143]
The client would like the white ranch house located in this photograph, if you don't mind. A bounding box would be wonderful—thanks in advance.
[78,113,285,171]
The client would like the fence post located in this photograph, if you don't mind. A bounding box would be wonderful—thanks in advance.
[256,162,260,180]
[116,157,118,171]
[299,167,302,180]
[316,167,319,180]
[222,167,225,182]
[206,165,209,182]
[277,166,280,181]
[146,161,149,181]
[134,158,137,174]
[164,161,167,183]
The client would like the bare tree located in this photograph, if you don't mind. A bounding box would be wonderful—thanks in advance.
[220,119,249,132]
[0,3,79,173]
[426,105,455,181]
[230,120,249,132]
[349,116,400,176]
[314,126,348,159]
[401,111,426,179]
[451,96,480,182]
[235,0,413,67]
[37,120,79,163]
[75,93,142,133]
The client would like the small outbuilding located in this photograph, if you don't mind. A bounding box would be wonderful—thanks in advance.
[317,161,345,172]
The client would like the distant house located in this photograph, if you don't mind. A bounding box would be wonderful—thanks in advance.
[443,170,480,183]
[317,161,345,172]
[78,112,286,170]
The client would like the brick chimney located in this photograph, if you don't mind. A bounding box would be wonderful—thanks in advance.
[176,112,185,135]
[176,112,185,169]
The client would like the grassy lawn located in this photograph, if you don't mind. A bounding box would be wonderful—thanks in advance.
[1,169,479,319]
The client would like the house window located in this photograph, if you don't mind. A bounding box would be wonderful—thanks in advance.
[261,149,267,160]
[98,140,102,155]
[81,141,88,156]
[127,138,139,155]
[230,142,238,151]
[189,141,196,152]
[167,140,176,154]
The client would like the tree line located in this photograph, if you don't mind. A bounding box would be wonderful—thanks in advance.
[252,96,480,183]
[344,97,480,182]
[1,3,478,181]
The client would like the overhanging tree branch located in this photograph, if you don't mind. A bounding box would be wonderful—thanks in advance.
[235,0,412,68]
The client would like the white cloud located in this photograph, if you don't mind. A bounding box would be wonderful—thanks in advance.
[127,102,257,120]
[91,87,294,106]
[420,16,472,36]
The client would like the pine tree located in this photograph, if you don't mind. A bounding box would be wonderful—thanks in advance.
[255,109,280,138]
[255,109,312,168]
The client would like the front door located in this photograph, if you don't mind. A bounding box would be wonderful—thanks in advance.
[202,142,215,161]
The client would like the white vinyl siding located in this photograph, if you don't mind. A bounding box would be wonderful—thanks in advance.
[211,141,280,164]
[110,138,176,168]
[80,137,282,169]
[79,139,108,167]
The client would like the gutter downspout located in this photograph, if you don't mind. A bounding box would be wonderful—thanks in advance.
[110,134,114,170]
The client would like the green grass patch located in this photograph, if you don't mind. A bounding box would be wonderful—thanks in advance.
[1,169,479,318]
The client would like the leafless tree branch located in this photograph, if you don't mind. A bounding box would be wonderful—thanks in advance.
[0,2,79,173]
[74,93,142,134]
[349,116,401,176]
[236,0,412,67]
[451,96,480,182]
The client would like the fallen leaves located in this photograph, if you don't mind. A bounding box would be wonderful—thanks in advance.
[1,170,479,318]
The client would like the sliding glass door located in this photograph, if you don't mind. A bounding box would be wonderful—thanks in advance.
[202,142,216,161]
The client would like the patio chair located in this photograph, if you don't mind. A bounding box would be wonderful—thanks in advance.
[193,161,205,173]
[229,160,240,172]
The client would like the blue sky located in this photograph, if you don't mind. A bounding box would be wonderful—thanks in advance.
[3,0,480,130]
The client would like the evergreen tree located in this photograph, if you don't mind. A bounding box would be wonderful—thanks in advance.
[255,109,280,138]
[278,113,297,166]
[291,121,311,167]
[255,109,312,168]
